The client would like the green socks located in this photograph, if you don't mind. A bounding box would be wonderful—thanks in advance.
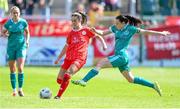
[18,73,24,88]
[10,73,16,90]
[134,77,154,88]
[10,73,24,90]
[82,69,99,82]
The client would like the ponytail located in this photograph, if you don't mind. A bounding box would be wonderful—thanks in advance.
[116,15,142,26]
[78,12,87,25]
[124,15,142,26]
[116,15,129,24]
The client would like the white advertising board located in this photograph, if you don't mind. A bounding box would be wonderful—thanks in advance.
[0,37,94,67]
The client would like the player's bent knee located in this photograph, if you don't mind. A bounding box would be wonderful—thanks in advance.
[10,69,16,73]
[96,62,104,69]
[66,69,74,75]
[10,68,16,73]
[63,73,71,81]
[18,68,23,73]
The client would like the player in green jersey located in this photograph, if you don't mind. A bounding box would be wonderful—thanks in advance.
[71,15,170,96]
[1,6,30,97]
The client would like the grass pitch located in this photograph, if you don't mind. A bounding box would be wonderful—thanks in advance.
[0,66,180,108]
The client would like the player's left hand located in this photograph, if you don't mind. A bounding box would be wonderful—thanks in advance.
[54,60,59,64]
[90,27,96,33]
[26,42,29,48]
[103,45,107,51]
[162,31,170,36]
[0,33,9,37]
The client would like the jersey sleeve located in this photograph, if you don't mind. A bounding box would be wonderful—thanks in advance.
[23,19,28,28]
[109,25,116,33]
[129,26,139,34]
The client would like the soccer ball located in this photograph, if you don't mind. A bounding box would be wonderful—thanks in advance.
[39,88,52,99]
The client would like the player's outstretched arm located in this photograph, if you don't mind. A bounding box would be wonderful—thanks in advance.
[54,44,68,64]
[95,34,107,51]
[90,27,112,36]
[138,28,170,36]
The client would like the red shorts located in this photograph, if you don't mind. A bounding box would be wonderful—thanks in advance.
[61,59,86,70]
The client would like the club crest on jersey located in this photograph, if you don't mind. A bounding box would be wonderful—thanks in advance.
[19,24,24,29]
[82,31,86,35]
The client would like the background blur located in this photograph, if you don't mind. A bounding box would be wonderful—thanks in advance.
[0,0,180,67]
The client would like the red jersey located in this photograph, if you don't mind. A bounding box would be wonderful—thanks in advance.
[65,27,95,61]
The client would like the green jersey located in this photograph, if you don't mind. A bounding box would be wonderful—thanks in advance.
[110,24,139,55]
[4,18,28,49]
[4,18,28,60]
[108,24,139,72]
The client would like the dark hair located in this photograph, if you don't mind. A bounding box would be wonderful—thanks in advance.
[116,15,142,26]
[78,12,87,25]
[72,11,87,25]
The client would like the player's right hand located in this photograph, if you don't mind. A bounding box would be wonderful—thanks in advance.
[54,60,59,64]
[162,31,170,36]
[26,42,29,48]
[103,45,107,51]
[0,33,9,37]
[90,27,96,33]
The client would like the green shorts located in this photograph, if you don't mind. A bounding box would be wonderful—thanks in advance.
[7,47,26,61]
[108,54,130,73]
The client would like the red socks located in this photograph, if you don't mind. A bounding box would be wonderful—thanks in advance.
[57,78,62,84]
[57,73,71,97]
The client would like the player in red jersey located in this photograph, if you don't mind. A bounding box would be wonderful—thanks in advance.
[54,11,107,99]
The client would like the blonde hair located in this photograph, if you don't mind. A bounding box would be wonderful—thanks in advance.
[10,6,20,14]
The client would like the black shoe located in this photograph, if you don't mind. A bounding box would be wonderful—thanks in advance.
[18,90,24,97]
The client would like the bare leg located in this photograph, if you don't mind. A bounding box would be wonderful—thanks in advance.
[57,68,67,79]
[95,58,112,71]
[121,70,155,87]
[71,58,112,86]
[83,58,112,81]
[8,60,16,73]
[17,58,25,73]
[121,71,134,83]
[66,63,80,75]
[121,70,162,96]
